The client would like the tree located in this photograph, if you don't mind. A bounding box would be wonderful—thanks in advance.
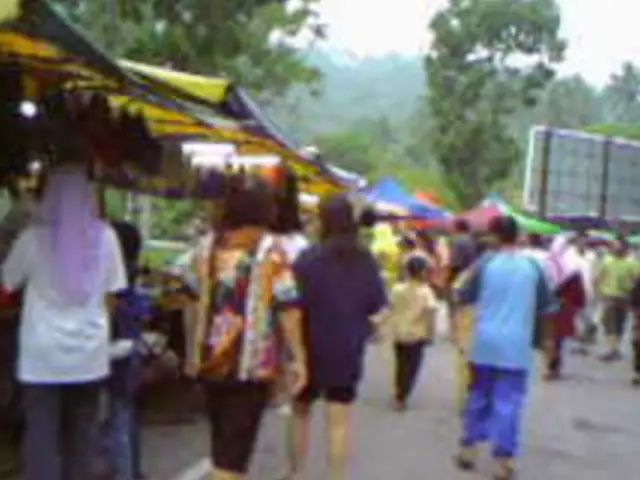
[313,129,385,174]
[425,0,566,205]
[52,0,325,99]
[602,62,640,123]
[535,75,603,128]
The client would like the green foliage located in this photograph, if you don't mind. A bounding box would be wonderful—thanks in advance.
[148,197,200,239]
[268,51,426,140]
[425,0,566,206]
[312,117,460,210]
[51,0,324,98]
[314,129,384,174]
[584,123,640,142]
[602,62,640,123]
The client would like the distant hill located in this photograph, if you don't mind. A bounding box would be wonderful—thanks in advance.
[268,49,426,142]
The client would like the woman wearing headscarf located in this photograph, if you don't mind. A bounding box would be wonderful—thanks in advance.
[286,195,387,480]
[2,164,128,480]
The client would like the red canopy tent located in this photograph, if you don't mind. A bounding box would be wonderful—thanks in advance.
[452,204,502,230]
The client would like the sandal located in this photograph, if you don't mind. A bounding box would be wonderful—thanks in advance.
[453,452,476,471]
[493,460,517,480]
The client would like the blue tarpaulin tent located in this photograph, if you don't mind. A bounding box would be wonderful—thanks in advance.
[362,177,449,219]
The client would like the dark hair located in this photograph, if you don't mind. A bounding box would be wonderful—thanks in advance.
[319,194,358,240]
[358,207,377,228]
[219,173,274,231]
[528,233,543,248]
[111,220,142,284]
[271,167,303,233]
[488,215,519,245]
[406,255,428,280]
[318,194,369,263]
[400,235,417,250]
[453,218,470,233]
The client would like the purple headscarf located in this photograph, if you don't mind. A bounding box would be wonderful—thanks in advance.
[36,167,105,305]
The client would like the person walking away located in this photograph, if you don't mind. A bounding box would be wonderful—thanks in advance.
[397,234,431,278]
[448,220,479,412]
[375,255,437,411]
[453,216,554,480]
[448,219,478,325]
[269,167,310,417]
[105,220,152,480]
[572,233,598,355]
[521,233,547,264]
[369,222,400,288]
[595,237,638,361]
[628,272,640,386]
[287,195,387,480]
[185,172,307,480]
[2,164,128,480]
[0,178,38,476]
[542,235,586,380]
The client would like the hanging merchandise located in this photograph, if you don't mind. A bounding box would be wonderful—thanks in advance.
[36,89,163,175]
[0,62,30,182]
[117,109,162,174]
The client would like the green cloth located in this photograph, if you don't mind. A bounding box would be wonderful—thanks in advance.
[596,254,639,298]
[499,204,563,235]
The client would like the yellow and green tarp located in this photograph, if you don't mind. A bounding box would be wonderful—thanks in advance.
[0,0,346,197]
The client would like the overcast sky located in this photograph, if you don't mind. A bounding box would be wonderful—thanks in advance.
[317,0,640,86]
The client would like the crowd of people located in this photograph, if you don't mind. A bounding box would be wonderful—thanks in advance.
[1,157,640,480]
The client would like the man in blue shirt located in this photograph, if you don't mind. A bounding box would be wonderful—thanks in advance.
[453,216,554,480]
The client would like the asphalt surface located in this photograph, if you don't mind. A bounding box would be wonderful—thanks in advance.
[139,339,640,480]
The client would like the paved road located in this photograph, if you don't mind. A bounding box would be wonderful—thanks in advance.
[141,340,640,480]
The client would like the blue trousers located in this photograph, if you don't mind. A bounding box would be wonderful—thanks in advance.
[104,393,143,480]
[461,364,528,458]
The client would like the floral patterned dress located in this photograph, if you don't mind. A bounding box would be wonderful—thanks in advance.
[196,232,299,382]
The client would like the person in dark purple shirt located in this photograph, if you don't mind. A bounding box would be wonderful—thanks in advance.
[286,195,387,480]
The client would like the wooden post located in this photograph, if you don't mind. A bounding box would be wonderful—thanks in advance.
[537,127,552,217]
[598,137,611,221]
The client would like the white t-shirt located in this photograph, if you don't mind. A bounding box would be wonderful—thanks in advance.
[2,223,127,384]
[275,232,310,263]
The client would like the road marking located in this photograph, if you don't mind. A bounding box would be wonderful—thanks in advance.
[172,457,210,480]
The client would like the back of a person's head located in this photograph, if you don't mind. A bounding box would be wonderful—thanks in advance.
[319,194,358,241]
[219,172,274,231]
[488,215,519,246]
[405,255,428,281]
[454,218,470,234]
[528,233,543,249]
[38,165,97,224]
[111,220,142,276]
[271,167,303,234]
[318,194,367,263]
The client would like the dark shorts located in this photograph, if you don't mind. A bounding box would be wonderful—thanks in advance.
[203,381,270,474]
[602,299,628,337]
[296,384,357,405]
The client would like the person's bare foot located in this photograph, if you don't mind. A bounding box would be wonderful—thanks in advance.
[391,398,407,412]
